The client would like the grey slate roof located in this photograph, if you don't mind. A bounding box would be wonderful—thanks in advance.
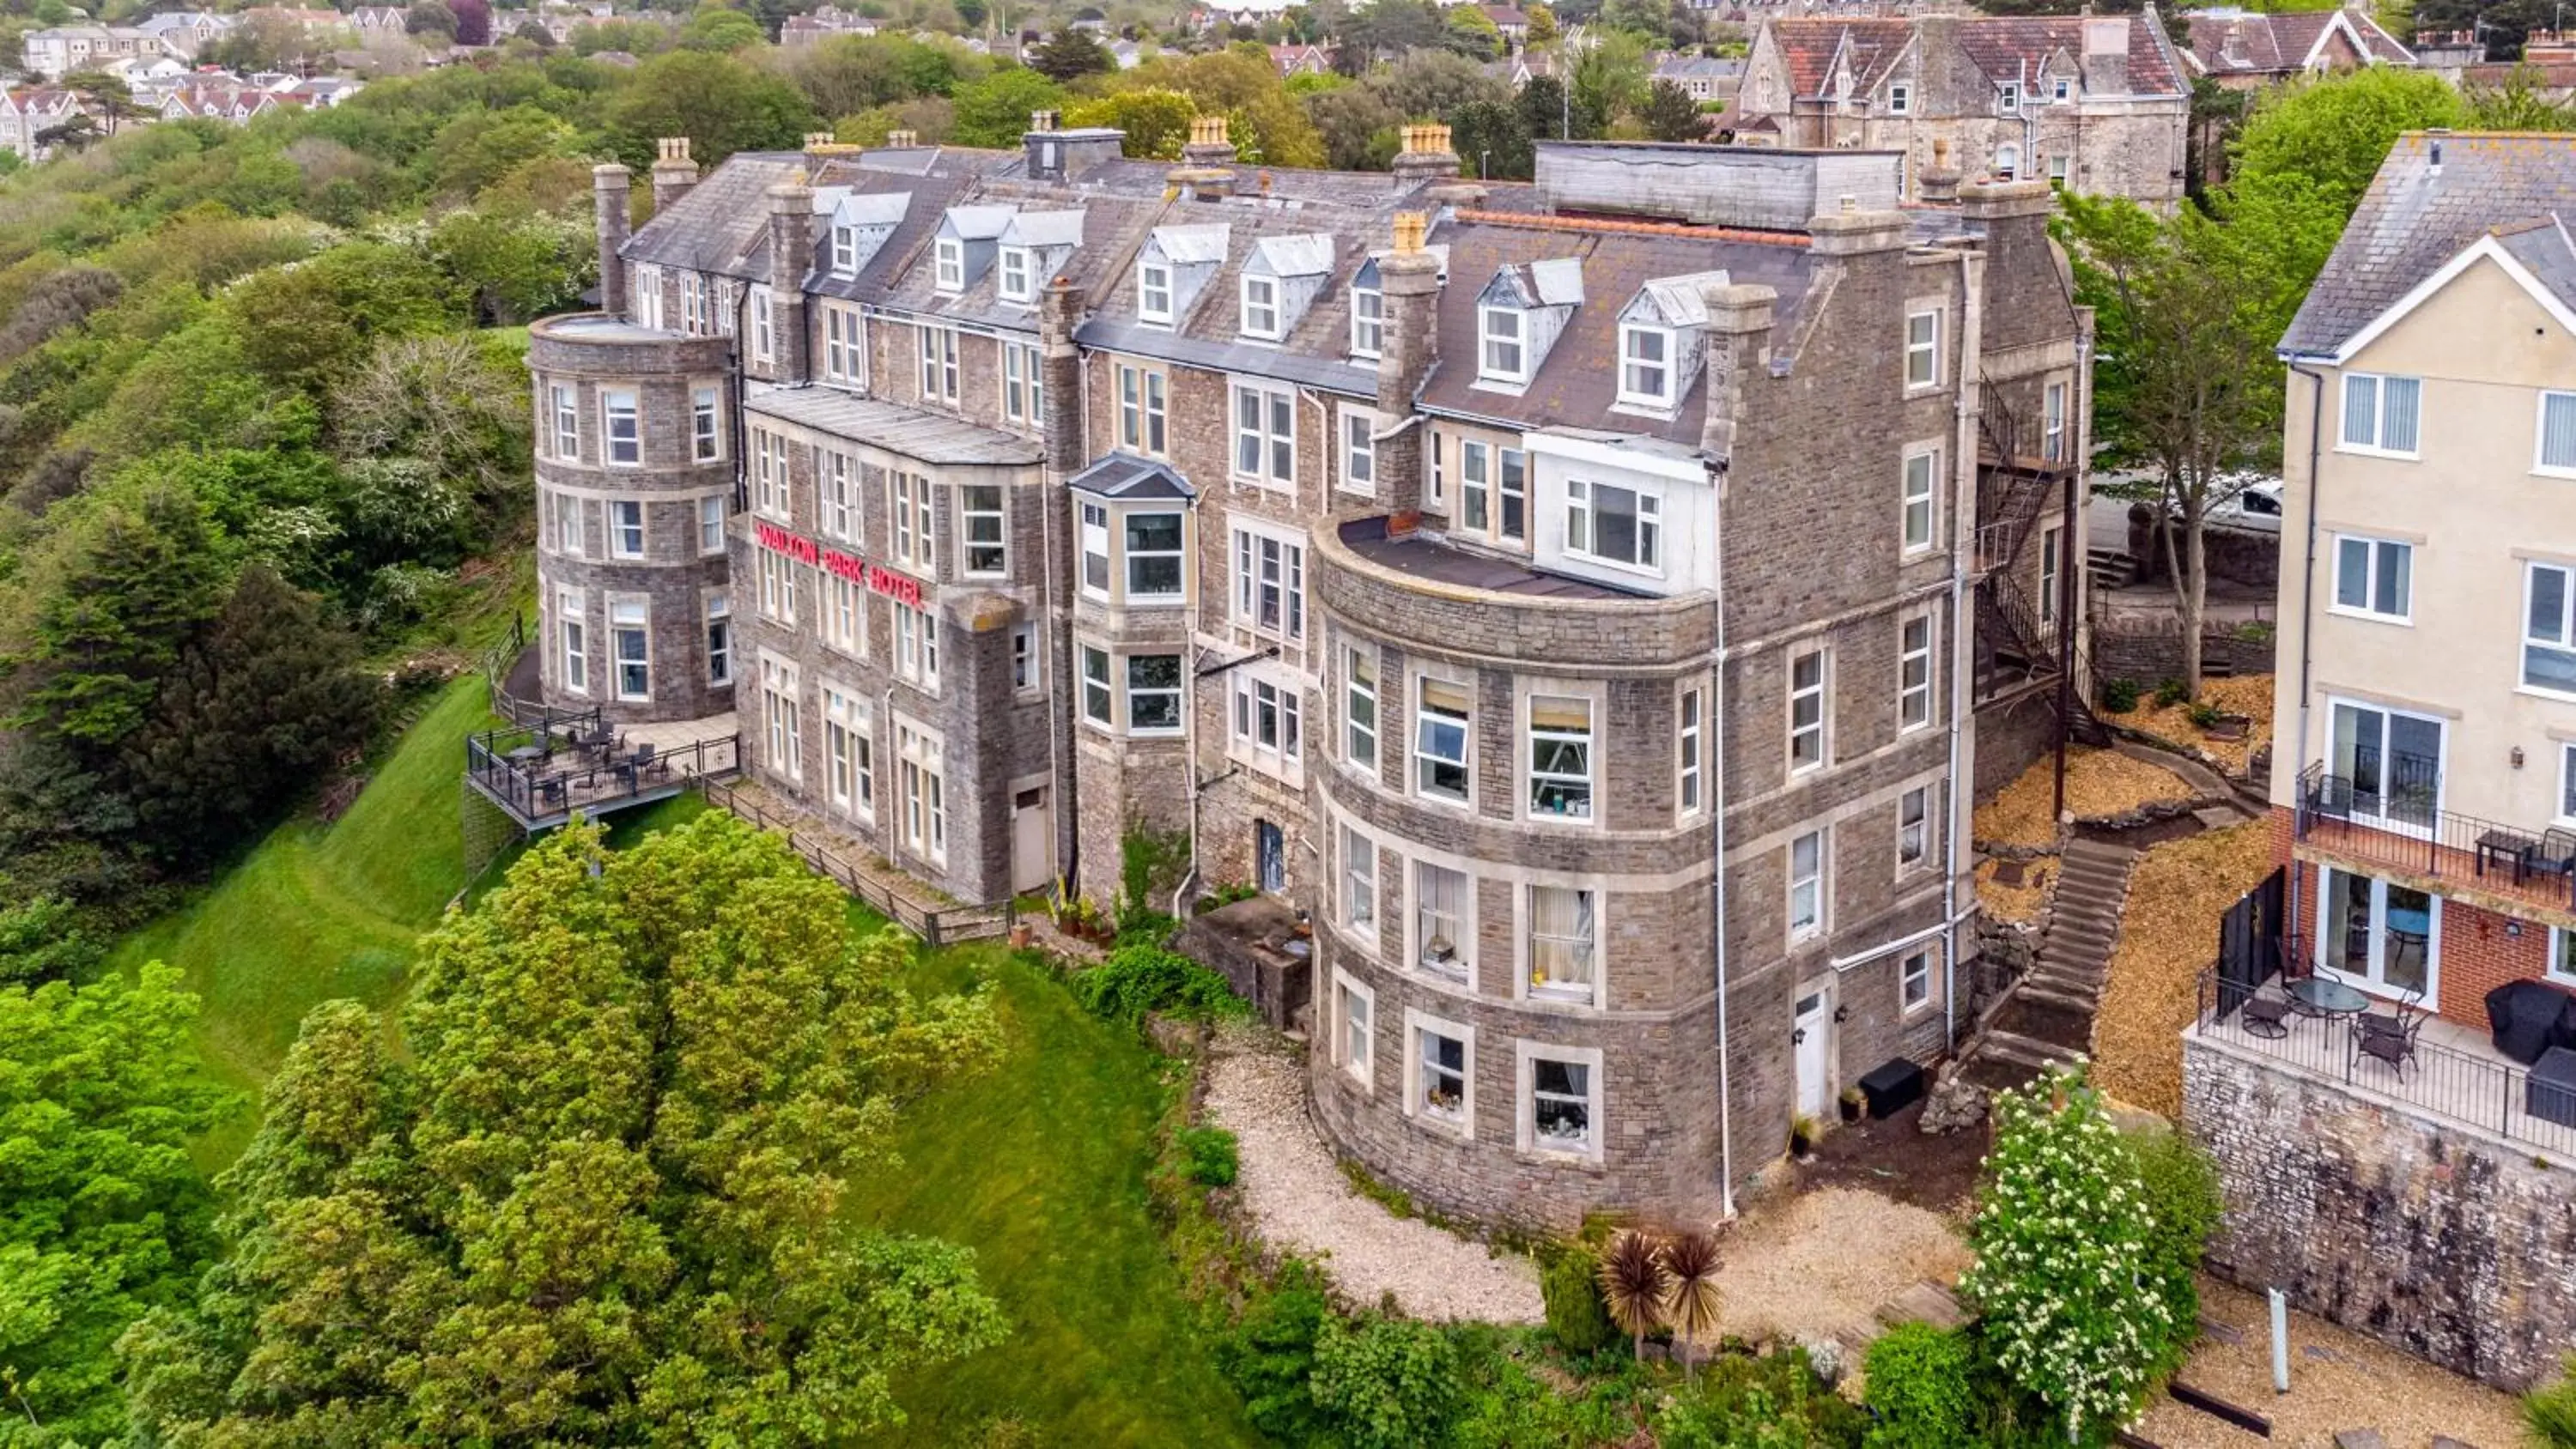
[1070,452,1197,500]
[2278,132,2576,357]
[745,385,1042,466]
[624,151,806,277]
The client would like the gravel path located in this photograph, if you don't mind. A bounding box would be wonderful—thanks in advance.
[1713,1185,1973,1349]
[1201,1023,1545,1324]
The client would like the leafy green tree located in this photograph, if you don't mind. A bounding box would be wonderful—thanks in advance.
[951,67,1065,148]
[1066,86,1197,158]
[1308,1315,1464,1449]
[122,816,1010,1445]
[0,964,230,1445]
[2224,65,2464,230]
[427,209,591,325]
[1305,82,1401,169]
[1442,3,1503,60]
[1959,1065,2172,1443]
[1029,27,1115,80]
[1527,3,1558,44]
[8,487,232,753]
[1452,97,1533,179]
[1570,28,1648,135]
[1214,1278,1333,1443]
[223,241,466,396]
[2126,1129,2222,1380]
[605,49,818,165]
[1639,76,1710,141]
[1521,72,1571,141]
[0,892,100,987]
[407,0,459,38]
[118,566,380,865]
[680,5,766,51]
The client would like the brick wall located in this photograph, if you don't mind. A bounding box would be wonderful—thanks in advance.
[2185,1033,2576,1391]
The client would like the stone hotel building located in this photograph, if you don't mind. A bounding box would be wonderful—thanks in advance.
[527,125,2092,1223]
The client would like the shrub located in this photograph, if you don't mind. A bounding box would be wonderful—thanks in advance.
[1654,1348,1864,1448]
[2100,677,2142,712]
[2527,1355,2576,1448]
[1309,1315,1464,1449]
[1862,1324,1978,1448]
[1177,1125,1239,1187]
[1959,1064,2172,1442]
[2127,1128,2223,1377]
[2187,700,2224,731]
[1215,1277,1332,1444]
[1071,943,1245,1025]
[1540,1245,1614,1355]
[2154,677,2190,708]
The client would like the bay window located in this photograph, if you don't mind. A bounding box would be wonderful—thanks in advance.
[1127,654,1182,734]
[1079,646,1113,726]
[1527,695,1593,821]
[1345,647,1377,768]
[1566,478,1660,571]
[1415,678,1471,803]
[1126,511,1184,597]
[961,483,1007,576]
[1079,501,1110,596]
[1528,886,1595,1003]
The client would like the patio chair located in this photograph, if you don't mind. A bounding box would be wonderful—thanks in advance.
[2239,989,2293,1040]
[2352,1003,2426,1082]
[2532,828,2576,891]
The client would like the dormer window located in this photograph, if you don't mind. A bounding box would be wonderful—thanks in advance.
[832,224,859,276]
[1619,324,1673,408]
[935,238,964,293]
[1480,306,1526,383]
[1887,81,1911,114]
[999,246,1033,304]
[1242,275,1281,340]
[1997,81,2021,114]
[2051,76,2072,102]
[1139,261,1173,325]
[1352,284,1383,359]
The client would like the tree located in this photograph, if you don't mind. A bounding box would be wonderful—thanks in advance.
[2057,191,2298,698]
[2224,66,2464,233]
[1066,86,1197,158]
[605,49,820,167]
[122,816,1010,1445]
[513,18,556,46]
[1959,1065,2174,1442]
[1520,72,1570,141]
[1659,1230,1723,1378]
[1570,27,1648,135]
[681,6,765,49]
[1526,2,1557,44]
[405,0,459,39]
[1028,27,1114,80]
[1451,97,1532,179]
[1596,1228,1668,1362]
[1639,76,1710,142]
[1340,0,1444,69]
[451,0,491,45]
[0,964,230,1444]
[950,67,1063,148]
[1442,3,1503,60]
[118,567,380,865]
[9,488,232,755]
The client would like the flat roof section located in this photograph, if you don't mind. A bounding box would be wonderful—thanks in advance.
[1336,516,1635,602]
[746,385,1044,468]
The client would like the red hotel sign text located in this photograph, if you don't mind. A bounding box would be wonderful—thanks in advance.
[753,520,926,608]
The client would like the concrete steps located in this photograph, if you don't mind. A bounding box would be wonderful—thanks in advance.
[1957,840,2139,1093]
[2088,547,2138,590]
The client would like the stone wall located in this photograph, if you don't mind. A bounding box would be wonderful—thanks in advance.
[2089,610,2276,688]
[2125,506,2281,591]
[2183,1033,2576,1391]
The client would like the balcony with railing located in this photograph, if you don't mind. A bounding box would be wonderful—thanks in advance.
[2292,753,2576,918]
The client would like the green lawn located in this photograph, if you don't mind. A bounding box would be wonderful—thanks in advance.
[106,690,1251,1445]
[854,940,1257,1448]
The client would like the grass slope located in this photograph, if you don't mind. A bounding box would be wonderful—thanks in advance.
[854,940,1257,1448]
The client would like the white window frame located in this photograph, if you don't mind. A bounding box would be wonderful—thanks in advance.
[750,283,774,364]
[1899,783,1930,873]
[933,237,963,294]
[1886,80,1911,114]
[1900,945,1933,1012]
[1516,1040,1602,1161]
[761,655,802,784]
[1001,340,1043,427]
[550,383,578,459]
[2050,75,2072,102]
[2339,371,2422,458]
[1011,623,1039,695]
[823,305,862,385]
[1137,259,1173,326]
[1904,308,1940,390]
[1564,478,1661,573]
[823,686,867,816]
[556,585,586,694]
[960,482,1008,577]
[752,429,788,520]
[1788,827,1827,942]
[2549,926,2576,987]
[896,719,946,864]
[608,499,645,559]
[832,224,860,276]
[2043,381,2068,462]
[2561,742,2576,825]
[1340,405,1376,495]
[1402,1008,1474,1138]
[893,599,939,691]
[1345,646,1378,771]
[1901,447,1937,553]
[704,593,731,687]
[756,549,799,627]
[1678,685,1703,815]
[1079,644,1113,728]
[1899,614,1933,731]
[1350,285,1383,359]
[1414,676,1472,806]
[2537,391,2576,477]
[890,470,933,572]
[1231,381,1295,488]
[1125,509,1185,600]
[554,490,586,559]
[1240,273,1280,340]
[601,387,640,466]
[1334,968,1376,1088]
[1078,501,1110,598]
[1341,826,1376,931]
[823,572,862,657]
[1231,524,1306,641]
[2330,534,2413,623]
[1118,364,1167,456]
[1789,646,1828,772]
[2525,561,2576,697]
[1524,884,1598,1005]
[691,385,722,462]
[1127,653,1184,737]
[680,272,706,334]
[1413,861,1471,983]
[820,451,857,543]
[1479,304,1526,383]
[1230,670,1303,767]
[1525,694,1594,823]
[917,324,959,404]
[2039,524,2063,627]
[997,245,1033,304]
[1997,79,2020,113]
[1617,323,1673,408]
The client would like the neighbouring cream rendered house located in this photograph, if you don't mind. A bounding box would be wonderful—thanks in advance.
[2270,130,2576,1022]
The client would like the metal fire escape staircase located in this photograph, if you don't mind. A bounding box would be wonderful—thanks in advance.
[1971,391,2107,749]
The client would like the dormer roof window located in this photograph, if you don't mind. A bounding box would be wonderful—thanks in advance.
[1351,264,1383,360]
[1238,233,1334,344]
[822,190,905,280]
[833,225,860,275]
[1613,270,1724,415]
[1139,259,1174,325]
[1474,258,1582,390]
[999,246,1034,304]
[932,204,1015,295]
[1997,79,2021,114]
[935,238,964,293]
[995,209,1083,308]
[1135,222,1230,330]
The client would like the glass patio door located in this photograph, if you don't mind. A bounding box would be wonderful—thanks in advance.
[2318,867,2438,1001]
[2330,700,2443,832]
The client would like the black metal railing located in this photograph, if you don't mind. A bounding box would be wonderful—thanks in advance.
[465,709,739,824]
[698,778,1012,949]
[2194,966,2576,1156]
[2294,759,2576,912]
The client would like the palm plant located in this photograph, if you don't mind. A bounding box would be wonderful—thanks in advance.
[2527,1355,2576,1448]
[1596,1228,1669,1363]
[1659,1229,1725,1378]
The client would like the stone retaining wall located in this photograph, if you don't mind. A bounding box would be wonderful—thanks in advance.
[2089,611,2276,687]
[2183,1033,2576,1391]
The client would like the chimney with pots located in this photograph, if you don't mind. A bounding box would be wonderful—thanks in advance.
[592,161,631,318]
[1168,115,1236,199]
[803,130,860,173]
[886,129,920,148]
[1374,211,1440,526]
[1918,136,1963,205]
[766,178,815,382]
[650,136,699,211]
[1391,123,1462,188]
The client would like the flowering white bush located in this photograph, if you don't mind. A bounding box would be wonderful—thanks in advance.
[1959,1064,2172,1443]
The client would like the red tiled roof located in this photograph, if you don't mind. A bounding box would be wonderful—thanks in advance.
[2184,9,2412,76]
[1948,15,2185,96]
[1765,17,1911,98]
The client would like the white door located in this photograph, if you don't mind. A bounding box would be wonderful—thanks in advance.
[1010,786,1050,894]
[1793,991,1831,1121]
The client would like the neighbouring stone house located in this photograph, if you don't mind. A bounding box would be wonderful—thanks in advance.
[1735,7,2192,207]
[531,121,2095,1228]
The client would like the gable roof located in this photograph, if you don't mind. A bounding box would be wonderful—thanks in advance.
[1762,18,1912,97]
[1759,13,2185,100]
[2281,131,2576,358]
[2183,9,2412,78]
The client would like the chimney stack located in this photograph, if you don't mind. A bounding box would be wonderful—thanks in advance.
[1917,136,1963,205]
[1039,279,1088,479]
[886,128,919,149]
[592,162,631,318]
[1167,114,1236,199]
[1374,211,1440,526]
[803,130,860,173]
[767,178,815,382]
[650,136,699,212]
[1391,123,1462,188]
[1698,283,1774,464]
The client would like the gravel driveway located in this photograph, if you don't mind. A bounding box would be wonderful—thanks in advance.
[1201,1023,1545,1324]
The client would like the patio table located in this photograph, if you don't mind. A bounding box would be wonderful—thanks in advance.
[2477,828,2541,883]
[2290,975,2369,1017]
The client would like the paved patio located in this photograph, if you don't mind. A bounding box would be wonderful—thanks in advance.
[2196,997,2576,1157]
